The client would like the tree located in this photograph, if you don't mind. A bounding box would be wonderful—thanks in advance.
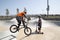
[6,9,9,16]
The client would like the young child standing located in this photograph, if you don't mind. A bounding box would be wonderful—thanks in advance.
[38,16,41,33]
[37,16,43,34]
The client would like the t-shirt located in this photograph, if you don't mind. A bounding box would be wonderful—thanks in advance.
[38,19,41,26]
[17,12,25,17]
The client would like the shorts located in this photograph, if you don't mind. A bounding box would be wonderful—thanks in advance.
[16,16,22,23]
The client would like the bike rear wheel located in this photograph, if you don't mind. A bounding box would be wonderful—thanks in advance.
[24,27,32,36]
[10,25,18,33]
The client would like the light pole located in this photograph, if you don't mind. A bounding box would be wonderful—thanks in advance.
[47,0,49,16]
[16,8,19,14]
[24,7,27,12]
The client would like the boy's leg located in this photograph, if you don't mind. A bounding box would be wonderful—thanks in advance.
[22,20,26,28]
[38,27,40,32]
[16,16,21,28]
[39,28,41,33]
[17,20,21,32]
[17,21,21,28]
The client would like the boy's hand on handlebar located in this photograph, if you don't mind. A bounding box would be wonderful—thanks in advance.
[27,17,31,21]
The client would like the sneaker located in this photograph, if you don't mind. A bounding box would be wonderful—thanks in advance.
[17,28,19,32]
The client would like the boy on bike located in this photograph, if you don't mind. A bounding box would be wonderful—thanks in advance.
[16,8,27,31]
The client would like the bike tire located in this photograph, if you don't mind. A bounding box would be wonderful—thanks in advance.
[10,25,18,33]
[24,27,32,36]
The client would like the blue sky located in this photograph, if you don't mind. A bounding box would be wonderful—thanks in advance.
[0,0,60,15]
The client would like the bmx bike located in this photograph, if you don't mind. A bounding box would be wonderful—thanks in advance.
[10,18,32,36]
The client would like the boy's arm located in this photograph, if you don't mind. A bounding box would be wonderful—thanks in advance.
[24,14,31,21]
[24,14,27,18]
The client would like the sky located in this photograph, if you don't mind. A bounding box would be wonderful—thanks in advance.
[0,0,60,15]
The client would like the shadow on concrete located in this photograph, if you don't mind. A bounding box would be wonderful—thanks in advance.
[0,35,16,40]
[20,36,29,40]
[20,32,44,40]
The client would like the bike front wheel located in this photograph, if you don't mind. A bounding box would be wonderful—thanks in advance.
[24,27,32,36]
[10,25,18,33]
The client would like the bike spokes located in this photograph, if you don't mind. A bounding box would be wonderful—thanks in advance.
[24,27,32,36]
[10,25,18,33]
[12,27,16,31]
